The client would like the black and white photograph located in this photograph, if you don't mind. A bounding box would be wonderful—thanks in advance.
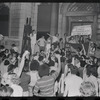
[0,2,100,97]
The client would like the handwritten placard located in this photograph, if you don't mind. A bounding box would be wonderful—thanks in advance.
[71,25,92,36]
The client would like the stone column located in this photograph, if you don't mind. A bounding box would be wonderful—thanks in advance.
[61,16,66,38]
[58,3,63,38]
[50,3,59,35]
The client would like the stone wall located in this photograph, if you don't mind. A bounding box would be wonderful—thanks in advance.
[4,3,38,53]
[97,14,100,42]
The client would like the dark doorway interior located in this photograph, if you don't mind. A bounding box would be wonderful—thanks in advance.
[37,3,52,40]
[0,4,9,36]
[37,32,50,40]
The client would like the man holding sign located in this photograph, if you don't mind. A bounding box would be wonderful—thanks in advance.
[69,25,92,55]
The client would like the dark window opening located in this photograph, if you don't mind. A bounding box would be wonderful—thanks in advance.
[0,3,9,36]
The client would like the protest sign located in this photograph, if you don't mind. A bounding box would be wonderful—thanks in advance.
[71,25,92,36]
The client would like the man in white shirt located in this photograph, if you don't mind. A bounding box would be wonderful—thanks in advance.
[10,83,23,97]
[63,64,83,97]
[0,60,10,77]
[37,36,46,51]
[52,36,59,43]
[30,30,37,55]
[1,51,29,96]
[47,33,59,44]
[4,73,23,97]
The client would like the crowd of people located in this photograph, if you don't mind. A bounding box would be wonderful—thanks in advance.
[0,32,100,97]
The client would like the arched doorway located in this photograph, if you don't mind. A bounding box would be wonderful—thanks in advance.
[60,3,99,42]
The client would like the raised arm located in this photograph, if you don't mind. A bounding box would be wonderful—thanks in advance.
[55,54,61,74]
[64,64,68,79]
[47,33,53,37]
[17,51,30,77]
[63,83,69,97]
[82,44,86,55]
[51,54,61,80]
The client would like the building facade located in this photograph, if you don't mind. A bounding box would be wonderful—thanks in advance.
[1,3,100,52]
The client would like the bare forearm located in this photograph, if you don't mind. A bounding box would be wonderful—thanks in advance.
[17,56,25,77]
[57,58,61,74]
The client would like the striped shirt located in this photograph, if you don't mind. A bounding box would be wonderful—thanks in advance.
[33,72,58,96]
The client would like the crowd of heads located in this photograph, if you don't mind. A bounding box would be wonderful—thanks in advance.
[0,33,100,97]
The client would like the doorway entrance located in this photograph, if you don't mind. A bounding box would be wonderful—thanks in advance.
[66,15,97,41]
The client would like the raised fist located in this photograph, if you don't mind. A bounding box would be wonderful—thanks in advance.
[23,50,30,57]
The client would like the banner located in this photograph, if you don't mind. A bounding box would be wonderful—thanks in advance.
[71,25,92,36]
[68,42,89,54]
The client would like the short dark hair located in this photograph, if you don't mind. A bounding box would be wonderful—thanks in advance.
[30,60,39,71]
[38,55,44,62]
[0,86,13,96]
[86,64,98,77]
[11,44,16,47]
[6,86,13,95]
[8,64,15,72]
[74,55,80,61]
[66,59,72,64]
[68,64,78,75]
[4,60,10,65]
[0,86,7,92]
[5,49,9,53]
[48,59,55,67]
[38,64,50,77]
[59,38,63,41]
[0,45,5,49]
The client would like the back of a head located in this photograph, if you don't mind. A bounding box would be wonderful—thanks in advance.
[4,60,10,66]
[1,86,7,92]
[7,64,15,72]
[86,64,98,77]
[80,81,96,96]
[66,59,72,64]
[0,86,7,96]
[68,64,78,75]
[59,38,63,41]
[38,64,50,77]
[74,55,80,60]
[6,86,13,96]
[0,86,14,96]
[38,55,44,62]
[30,60,39,71]
[49,60,55,67]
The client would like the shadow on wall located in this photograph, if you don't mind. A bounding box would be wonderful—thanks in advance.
[37,32,50,40]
